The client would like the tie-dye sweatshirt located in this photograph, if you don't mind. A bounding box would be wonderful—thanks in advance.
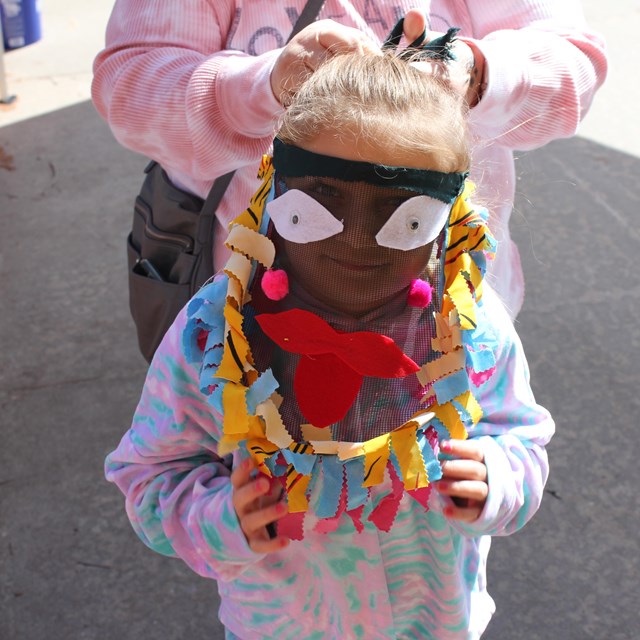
[106,288,554,639]
[91,0,607,317]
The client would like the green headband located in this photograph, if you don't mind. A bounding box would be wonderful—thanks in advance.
[272,138,467,204]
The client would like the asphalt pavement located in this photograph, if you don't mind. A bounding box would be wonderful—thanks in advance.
[1,2,639,639]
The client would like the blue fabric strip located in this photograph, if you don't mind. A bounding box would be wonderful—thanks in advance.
[433,369,469,405]
[314,456,344,518]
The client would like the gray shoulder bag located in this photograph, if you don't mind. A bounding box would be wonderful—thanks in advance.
[128,0,326,362]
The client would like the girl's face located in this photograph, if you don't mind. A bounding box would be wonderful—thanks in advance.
[278,176,435,317]
[275,134,441,318]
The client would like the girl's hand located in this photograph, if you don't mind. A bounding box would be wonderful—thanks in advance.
[231,458,290,553]
[271,19,379,104]
[436,439,489,523]
[403,9,486,107]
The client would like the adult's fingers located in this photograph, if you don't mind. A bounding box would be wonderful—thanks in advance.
[272,20,380,103]
[402,9,427,44]
[315,22,379,56]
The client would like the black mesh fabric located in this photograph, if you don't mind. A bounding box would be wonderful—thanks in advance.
[247,175,445,443]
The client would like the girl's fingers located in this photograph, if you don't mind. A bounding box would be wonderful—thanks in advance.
[231,459,290,552]
[436,479,489,503]
[234,476,272,514]
[440,458,487,482]
[243,497,290,554]
[437,441,488,522]
[243,500,289,538]
[443,501,483,523]
[230,457,254,489]
[250,535,290,555]
[231,460,272,515]
[440,439,484,462]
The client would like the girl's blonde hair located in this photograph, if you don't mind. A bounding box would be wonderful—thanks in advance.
[277,52,470,173]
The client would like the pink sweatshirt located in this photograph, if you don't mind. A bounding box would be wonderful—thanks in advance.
[106,285,554,639]
[92,0,607,318]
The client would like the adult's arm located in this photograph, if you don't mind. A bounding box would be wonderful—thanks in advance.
[464,0,608,149]
[92,0,284,181]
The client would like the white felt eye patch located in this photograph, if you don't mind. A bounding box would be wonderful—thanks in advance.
[375,196,450,251]
[266,189,344,244]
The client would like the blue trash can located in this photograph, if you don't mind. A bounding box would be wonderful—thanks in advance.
[1,0,42,51]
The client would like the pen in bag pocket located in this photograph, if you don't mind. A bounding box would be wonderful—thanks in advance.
[136,258,165,282]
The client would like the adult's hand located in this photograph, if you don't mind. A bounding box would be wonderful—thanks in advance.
[271,19,379,104]
[403,9,486,107]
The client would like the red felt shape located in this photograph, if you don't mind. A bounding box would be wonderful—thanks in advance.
[332,332,419,378]
[295,353,363,428]
[257,309,418,376]
[256,309,339,355]
[256,309,420,428]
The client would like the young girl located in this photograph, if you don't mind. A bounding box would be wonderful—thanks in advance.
[106,52,554,639]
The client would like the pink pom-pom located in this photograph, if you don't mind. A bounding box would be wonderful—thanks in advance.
[261,269,289,300]
[407,279,433,308]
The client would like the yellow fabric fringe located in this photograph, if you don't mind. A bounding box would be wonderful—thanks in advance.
[423,181,496,440]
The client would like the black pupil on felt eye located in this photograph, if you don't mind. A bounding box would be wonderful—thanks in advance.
[292,214,299,224]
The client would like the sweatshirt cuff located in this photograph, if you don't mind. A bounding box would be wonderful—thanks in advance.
[214,49,285,138]
[464,34,532,139]
[193,482,266,576]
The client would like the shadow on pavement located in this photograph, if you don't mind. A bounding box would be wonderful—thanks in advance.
[0,101,224,640]
[1,101,638,639]
[487,137,639,640]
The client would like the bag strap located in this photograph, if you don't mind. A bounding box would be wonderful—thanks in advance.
[199,0,326,221]
[288,0,327,42]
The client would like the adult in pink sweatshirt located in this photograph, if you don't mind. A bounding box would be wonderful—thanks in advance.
[92,1,607,317]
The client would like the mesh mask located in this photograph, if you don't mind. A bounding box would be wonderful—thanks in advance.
[182,146,496,537]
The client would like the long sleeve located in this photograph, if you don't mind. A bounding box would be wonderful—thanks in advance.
[91,0,284,182]
[105,310,265,581]
[463,0,608,150]
[446,289,555,538]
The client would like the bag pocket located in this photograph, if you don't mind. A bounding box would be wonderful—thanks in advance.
[127,234,192,363]
[131,196,199,284]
